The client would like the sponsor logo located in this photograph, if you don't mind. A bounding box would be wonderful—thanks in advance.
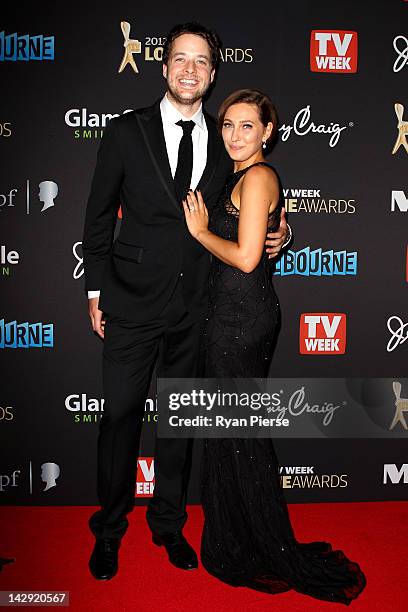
[310,30,358,73]
[0,462,60,494]
[390,381,408,430]
[64,107,133,139]
[0,470,20,492]
[0,31,54,61]
[65,394,157,423]
[0,188,17,211]
[0,320,54,348]
[383,463,408,484]
[392,103,408,155]
[118,21,254,75]
[38,181,58,212]
[387,315,408,353]
[118,21,142,73]
[41,462,60,491]
[275,248,358,276]
[279,105,353,148]
[0,405,13,421]
[1,245,19,277]
[0,180,58,215]
[135,457,155,497]
[280,466,348,488]
[284,188,356,214]
[72,242,83,279]
[0,122,11,137]
[300,313,346,354]
[391,190,408,211]
[393,35,408,73]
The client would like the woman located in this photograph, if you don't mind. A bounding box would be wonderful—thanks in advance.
[183,89,366,605]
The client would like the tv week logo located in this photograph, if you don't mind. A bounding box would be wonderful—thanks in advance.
[310,31,358,73]
[135,457,154,497]
[300,313,347,354]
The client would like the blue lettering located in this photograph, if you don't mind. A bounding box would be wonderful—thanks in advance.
[274,248,358,276]
[0,32,55,61]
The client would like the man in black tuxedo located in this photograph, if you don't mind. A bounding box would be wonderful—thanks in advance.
[83,22,289,580]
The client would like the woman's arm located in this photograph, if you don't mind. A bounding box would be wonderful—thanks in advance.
[184,165,279,273]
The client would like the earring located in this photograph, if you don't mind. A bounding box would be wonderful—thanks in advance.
[262,141,266,149]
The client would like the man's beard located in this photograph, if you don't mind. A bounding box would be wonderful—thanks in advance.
[167,80,210,107]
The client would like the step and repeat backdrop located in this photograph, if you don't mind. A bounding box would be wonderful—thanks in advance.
[1,1,407,507]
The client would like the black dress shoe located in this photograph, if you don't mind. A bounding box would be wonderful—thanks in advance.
[89,538,120,580]
[152,530,198,570]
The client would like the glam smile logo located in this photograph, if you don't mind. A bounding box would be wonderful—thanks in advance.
[392,103,408,155]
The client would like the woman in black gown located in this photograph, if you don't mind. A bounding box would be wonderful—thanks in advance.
[183,89,366,605]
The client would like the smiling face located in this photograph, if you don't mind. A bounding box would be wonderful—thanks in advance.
[222,102,273,165]
[163,33,215,110]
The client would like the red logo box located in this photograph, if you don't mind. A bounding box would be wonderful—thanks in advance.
[310,30,358,73]
[135,456,155,498]
[300,313,347,354]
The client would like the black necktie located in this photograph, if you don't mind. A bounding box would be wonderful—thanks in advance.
[174,120,195,204]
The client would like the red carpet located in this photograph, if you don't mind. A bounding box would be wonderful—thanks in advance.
[0,502,406,611]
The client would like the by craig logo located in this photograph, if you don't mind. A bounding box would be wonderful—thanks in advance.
[391,190,408,212]
[275,248,357,276]
[393,35,408,73]
[310,30,358,73]
[383,463,408,484]
[135,457,155,497]
[0,31,54,61]
[279,105,352,148]
[0,320,54,348]
[300,313,346,354]
[392,103,408,155]
[72,242,83,279]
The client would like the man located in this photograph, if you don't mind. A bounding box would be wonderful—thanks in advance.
[82,22,290,581]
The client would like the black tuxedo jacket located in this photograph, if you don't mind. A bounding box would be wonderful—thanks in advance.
[82,99,232,322]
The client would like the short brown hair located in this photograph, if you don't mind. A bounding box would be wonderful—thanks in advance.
[218,89,278,150]
[163,22,221,69]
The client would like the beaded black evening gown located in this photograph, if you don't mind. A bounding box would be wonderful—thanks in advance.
[200,163,366,605]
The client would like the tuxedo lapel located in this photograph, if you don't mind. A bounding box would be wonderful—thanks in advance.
[136,101,180,213]
[197,111,222,195]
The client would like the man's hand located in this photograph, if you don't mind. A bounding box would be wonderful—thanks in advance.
[266,207,289,259]
[88,297,105,339]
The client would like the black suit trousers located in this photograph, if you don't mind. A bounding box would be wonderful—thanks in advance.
[89,280,203,540]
